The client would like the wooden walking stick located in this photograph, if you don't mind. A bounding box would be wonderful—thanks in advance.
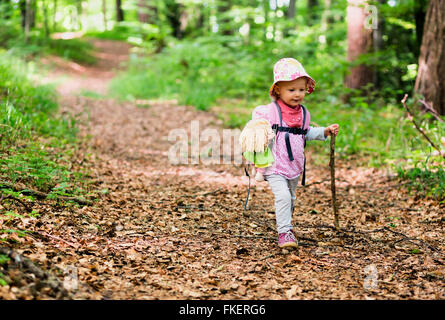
[329,134,340,230]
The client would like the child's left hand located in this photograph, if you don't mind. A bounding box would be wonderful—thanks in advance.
[324,124,339,137]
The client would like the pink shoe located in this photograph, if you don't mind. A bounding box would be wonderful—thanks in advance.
[278,230,298,248]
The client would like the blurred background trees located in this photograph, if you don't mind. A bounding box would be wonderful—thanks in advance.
[0,0,444,199]
[1,0,442,113]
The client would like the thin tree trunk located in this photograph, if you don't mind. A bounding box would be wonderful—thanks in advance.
[179,7,189,37]
[322,0,334,25]
[138,0,156,24]
[307,0,318,26]
[218,0,232,35]
[29,0,35,28]
[263,0,269,41]
[165,0,182,38]
[414,0,428,57]
[24,0,30,43]
[77,0,83,29]
[196,4,205,32]
[116,0,124,22]
[102,0,108,30]
[138,0,148,23]
[288,0,296,19]
[372,0,385,89]
[321,0,334,45]
[345,0,374,90]
[415,0,445,115]
[53,0,57,31]
[42,1,49,38]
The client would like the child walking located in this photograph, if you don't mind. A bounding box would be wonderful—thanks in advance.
[247,58,339,249]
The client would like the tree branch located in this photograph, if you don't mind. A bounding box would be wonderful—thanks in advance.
[418,99,445,123]
[329,134,340,230]
[401,94,444,159]
[0,181,93,205]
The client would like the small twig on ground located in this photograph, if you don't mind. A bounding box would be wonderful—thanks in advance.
[178,188,224,199]
[33,231,80,249]
[212,232,275,241]
[0,193,33,212]
[259,253,275,261]
[0,180,93,205]
[303,178,332,187]
[293,222,443,256]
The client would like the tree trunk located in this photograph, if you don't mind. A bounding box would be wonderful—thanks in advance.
[165,0,182,38]
[218,0,232,35]
[307,0,318,26]
[24,0,30,43]
[415,0,445,115]
[372,0,385,89]
[288,0,296,19]
[263,0,269,41]
[42,1,50,38]
[102,0,108,30]
[322,0,334,25]
[53,0,57,31]
[414,0,428,57]
[138,0,157,24]
[19,0,35,30]
[76,0,83,30]
[196,3,206,35]
[345,0,374,90]
[29,0,35,28]
[321,0,334,45]
[116,0,124,22]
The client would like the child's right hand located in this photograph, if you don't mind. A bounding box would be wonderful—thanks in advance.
[324,124,339,137]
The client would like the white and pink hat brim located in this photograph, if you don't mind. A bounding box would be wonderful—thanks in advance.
[269,58,316,98]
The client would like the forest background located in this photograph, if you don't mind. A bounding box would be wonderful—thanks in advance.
[1,0,444,202]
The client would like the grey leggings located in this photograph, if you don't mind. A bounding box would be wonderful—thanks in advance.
[264,174,300,234]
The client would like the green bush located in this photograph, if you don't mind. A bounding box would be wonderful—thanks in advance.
[397,164,445,201]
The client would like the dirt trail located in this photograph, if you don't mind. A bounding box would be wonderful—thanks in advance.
[4,39,443,300]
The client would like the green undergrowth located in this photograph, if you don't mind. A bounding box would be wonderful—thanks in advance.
[397,164,444,201]
[85,21,164,51]
[110,34,444,201]
[0,21,96,65]
[0,51,92,206]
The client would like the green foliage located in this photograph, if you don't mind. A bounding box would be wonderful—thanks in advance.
[0,52,87,198]
[0,254,10,266]
[110,26,347,110]
[1,0,442,201]
[47,37,97,65]
[4,33,97,65]
[397,164,445,201]
[0,53,77,145]
[108,0,444,200]
[85,21,165,51]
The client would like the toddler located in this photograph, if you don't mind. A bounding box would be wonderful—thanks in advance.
[249,58,339,249]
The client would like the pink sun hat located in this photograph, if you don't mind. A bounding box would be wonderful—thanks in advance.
[269,58,316,98]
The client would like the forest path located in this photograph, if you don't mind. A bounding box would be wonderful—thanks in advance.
[31,38,444,299]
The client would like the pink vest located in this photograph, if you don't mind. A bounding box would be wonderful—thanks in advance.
[252,102,311,180]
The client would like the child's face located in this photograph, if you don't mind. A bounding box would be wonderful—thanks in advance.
[275,78,307,107]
